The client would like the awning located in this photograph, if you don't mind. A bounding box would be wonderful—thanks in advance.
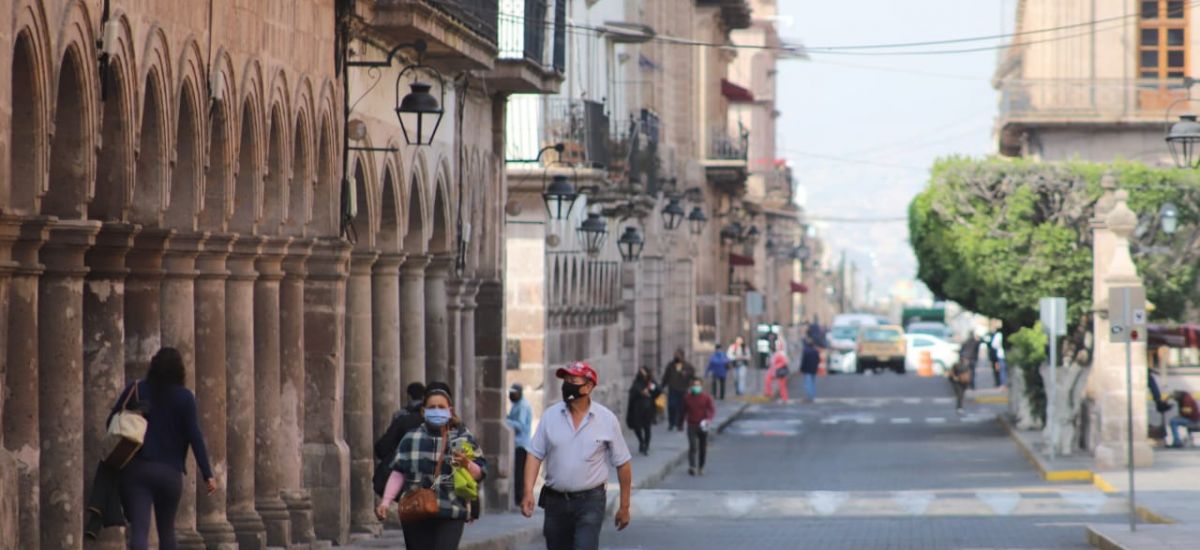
[721,78,755,103]
[729,253,755,267]
[790,281,808,294]
[1149,324,1200,348]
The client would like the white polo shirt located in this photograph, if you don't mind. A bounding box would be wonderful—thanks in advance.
[528,400,632,492]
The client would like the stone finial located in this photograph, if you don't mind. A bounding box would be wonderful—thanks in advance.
[1106,190,1138,238]
[1100,172,1117,190]
[1094,172,1119,218]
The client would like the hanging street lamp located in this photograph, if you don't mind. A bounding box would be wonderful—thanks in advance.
[1161,202,1180,235]
[661,197,686,231]
[745,225,760,244]
[617,226,645,261]
[719,221,743,244]
[543,174,579,220]
[1167,115,1200,169]
[577,212,608,255]
[395,79,445,146]
[687,206,708,235]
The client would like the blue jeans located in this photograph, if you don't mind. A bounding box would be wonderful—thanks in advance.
[803,373,816,401]
[667,389,685,430]
[1169,416,1195,446]
[542,487,606,550]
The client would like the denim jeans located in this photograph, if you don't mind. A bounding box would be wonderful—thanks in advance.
[803,373,816,401]
[1169,416,1195,446]
[542,487,606,550]
[734,365,747,395]
[667,389,685,430]
[687,425,708,469]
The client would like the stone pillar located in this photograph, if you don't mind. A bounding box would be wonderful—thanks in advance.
[162,232,208,550]
[3,218,49,550]
[372,253,404,439]
[1093,190,1154,469]
[400,255,429,386]
[0,216,24,550]
[38,219,100,550]
[346,251,381,535]
[226,237,267,549]
[125,230,172,383]
[82,223,139,550]
[446,279,466,407]
[253,237,293,547]
[425,256,452,383]
[474,279,512,510]
[279,240,317,544]
[302,239,351,544]
[460,281,481,430]
[193,235,239,549]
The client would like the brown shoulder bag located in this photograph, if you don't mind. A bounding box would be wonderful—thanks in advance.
[398,428,449,523]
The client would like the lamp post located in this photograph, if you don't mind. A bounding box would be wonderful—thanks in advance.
[344,39,447,147]
[617,226,645,261]
[544,174,579,220]
[661,197,686,231]
[687,206,708,236]
[577,213,608,255]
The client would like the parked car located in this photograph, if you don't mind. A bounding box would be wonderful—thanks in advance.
[829,314,879,374]
[904,334,960,375]
[856,325,906,374]
[906,321,952,341]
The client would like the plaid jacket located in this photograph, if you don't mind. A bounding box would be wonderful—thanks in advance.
[390,423,487,520]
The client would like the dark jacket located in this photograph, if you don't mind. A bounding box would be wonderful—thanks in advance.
[373,411,425,499]
[84,461,125,540]
[108,381,212,479]
[800,343,821,374]
[960,335,979,366]
[626,376,661,429]
[662,360,696,393]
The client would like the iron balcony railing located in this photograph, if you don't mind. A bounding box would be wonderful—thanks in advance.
[505,96,611,169]
[394,0,498,44]
[997,78,1195,122]
[498,1,564,70]
[708,125,748,161]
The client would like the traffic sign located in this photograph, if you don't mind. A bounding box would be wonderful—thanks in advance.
[1040,297,1067,336]
[1108,286,1146,344]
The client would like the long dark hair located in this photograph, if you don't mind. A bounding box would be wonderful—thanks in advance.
[147,347,186,392]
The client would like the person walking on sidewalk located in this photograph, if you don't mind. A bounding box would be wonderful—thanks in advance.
[988,331,1007,388]
[684,377,716,476]
[507,383,533,506]
[800,337,821,403]
[728,337,751,396]
[522,362,633,550]
[1168,390,1200,448]
[627,367,660,456]
[764,343,791,403]
[108,347,217,550]
[661,349,695,431]
[950,347,974,414]
[706,346,730,400]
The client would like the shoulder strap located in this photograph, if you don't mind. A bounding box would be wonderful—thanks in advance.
[120,380,141,411]
[432,427,450,478]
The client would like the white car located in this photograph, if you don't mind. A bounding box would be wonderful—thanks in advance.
[829,350,857,374]
[904,334,960,375]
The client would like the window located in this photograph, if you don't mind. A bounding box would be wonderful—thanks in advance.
[1139,0,1188,80]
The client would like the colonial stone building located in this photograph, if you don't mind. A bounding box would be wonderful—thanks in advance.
[0,1,535,549]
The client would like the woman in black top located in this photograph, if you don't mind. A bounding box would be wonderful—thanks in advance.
[627,366,660,455]
[108,347,216,550]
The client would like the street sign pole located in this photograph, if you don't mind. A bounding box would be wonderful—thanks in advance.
[1123,288,1136,533]
[1048,313,1058,462]
[1107,286,1144,533]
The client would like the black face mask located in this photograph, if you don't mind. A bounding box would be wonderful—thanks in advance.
[561,381,585,402]
[509,392,521,403]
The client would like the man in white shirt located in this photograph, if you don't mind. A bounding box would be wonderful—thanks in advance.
[521,361,633,550]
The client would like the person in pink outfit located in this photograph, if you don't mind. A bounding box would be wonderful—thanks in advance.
[764,343,790,403]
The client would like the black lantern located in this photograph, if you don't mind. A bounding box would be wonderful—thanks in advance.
[745,225,760,244]
[577,213,608,255]
[617,226,645,261]
[687,206,708,235]
[345,39,446,147]
[543,174,579,220]
[1167,115,1200,169]
[661,197,686,231]
[719,221,743,244]
[793,243,811,262]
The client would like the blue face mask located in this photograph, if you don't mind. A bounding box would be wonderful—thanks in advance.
[424,408,452,427]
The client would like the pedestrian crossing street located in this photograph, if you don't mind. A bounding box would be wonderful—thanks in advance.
[628,489,1124,519]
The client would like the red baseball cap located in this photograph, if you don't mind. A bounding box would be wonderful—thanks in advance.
[556,361,598,385]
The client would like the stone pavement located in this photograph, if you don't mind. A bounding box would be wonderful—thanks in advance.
[344,396,750,549]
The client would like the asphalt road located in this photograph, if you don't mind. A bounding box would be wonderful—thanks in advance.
[524,373,1123,549]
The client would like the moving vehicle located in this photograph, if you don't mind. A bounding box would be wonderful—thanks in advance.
[856,325,906,374]
[904,333,960,375]
[901,305,945,328]
[906,321,952,341]
[829,313,880,374]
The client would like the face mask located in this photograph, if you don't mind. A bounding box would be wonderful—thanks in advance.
[509,393,521,403]
[690,386,702,395]
[424,408,452,427]
[561,381,585,402]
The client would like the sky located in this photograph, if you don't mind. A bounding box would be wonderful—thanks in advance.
[774,0,1015,306]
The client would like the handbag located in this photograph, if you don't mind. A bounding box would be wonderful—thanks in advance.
[398,428,449,523]
[105,381,148,469]
[775,366,789,378]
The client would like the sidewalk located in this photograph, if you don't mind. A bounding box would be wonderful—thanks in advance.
[998,414,1200,549]
[347,397,750,550]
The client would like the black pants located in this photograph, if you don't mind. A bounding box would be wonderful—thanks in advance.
[633,424,651,453]
[687,425,708,469]
[667,389,685,430]
[401,517,466,550]
[120,459,183,550]
[952,378,967,410]
[514,447,528,506]
[711,376,726,400]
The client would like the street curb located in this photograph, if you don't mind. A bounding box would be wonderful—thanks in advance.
[997,414,1094,483]
[1085,526,1126,550]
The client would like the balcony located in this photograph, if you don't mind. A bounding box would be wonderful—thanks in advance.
[506,96,611,169]
[364,0,499,71]
[695,0,752,30]
[487,0,565,93]
[704,125,749,194]
[996,78,1185,155]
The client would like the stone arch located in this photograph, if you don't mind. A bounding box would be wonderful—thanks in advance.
[198,51,236,229]
[91,12,136,221]
[286,109,313,236]
[130,63,170,225]
[378,167,401,253]
[231,93,265,234]
[429,162,454,255]
[165,51,206,230]
[262,103,289,233]
[403,150,431,251]
[7,1,52,214]
[312,109,337,236]
[44,17,100,219]
[348,155,375,248]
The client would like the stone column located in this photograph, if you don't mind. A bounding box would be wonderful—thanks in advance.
[460,280,481,430]
[162,232,208,550]
[372,253,404,439]
[125,230,172,386]
[345,250,381,535]
[3,218,49,550]
[37,219,100,550]
[302,239,351,544]
[226,237,266,549]
[253,237,293,547]
[445,279,466,409]
[82,223,138,550]
[425,256,452,383]
[279,240,317,544]
[0,216,23,550]
[474,279,512,510]
[193,235,239,549]
[400,255,429,387]
[1093,190,1154,469]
